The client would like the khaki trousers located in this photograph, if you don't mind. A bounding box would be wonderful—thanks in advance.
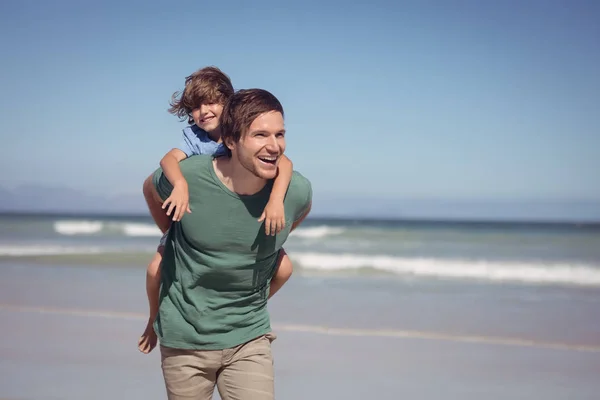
[160,333,276,400]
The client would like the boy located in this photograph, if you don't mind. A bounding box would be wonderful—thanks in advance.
[138,66,295,354]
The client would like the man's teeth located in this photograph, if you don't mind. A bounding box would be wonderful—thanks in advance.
[259,156,278,165]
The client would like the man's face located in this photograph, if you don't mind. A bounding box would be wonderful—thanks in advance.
[230,111,286,180]
[191,103,224,133]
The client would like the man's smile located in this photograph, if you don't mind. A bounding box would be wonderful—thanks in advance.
[257,155,278,165]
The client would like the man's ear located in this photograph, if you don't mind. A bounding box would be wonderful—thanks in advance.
[224,137,235,152]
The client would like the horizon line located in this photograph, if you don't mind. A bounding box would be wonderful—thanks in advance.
[1,209,599,226]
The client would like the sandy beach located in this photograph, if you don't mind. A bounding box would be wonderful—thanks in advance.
[1,261,599,400]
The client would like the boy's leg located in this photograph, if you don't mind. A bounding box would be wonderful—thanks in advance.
[268,249,293,299]
[138,231,168,353]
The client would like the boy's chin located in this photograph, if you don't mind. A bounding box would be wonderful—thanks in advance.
[196,122,217,132]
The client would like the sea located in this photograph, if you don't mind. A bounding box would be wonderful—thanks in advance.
[3,211,600,399]
[1,211,600,288]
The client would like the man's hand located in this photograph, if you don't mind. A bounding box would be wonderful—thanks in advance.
[258,200,286,236]
[162,182,191,221]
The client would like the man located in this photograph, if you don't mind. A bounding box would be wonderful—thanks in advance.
[138,66,296,354]
[143,88,312,399]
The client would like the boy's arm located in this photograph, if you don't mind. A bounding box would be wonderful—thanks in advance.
[159,149,190,222]
[272,155,293,202]
[259,155,293,235]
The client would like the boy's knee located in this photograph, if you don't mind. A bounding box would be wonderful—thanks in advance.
[142,174,156,202]
[278,255,294,278]
[146,253,163,277]
[143,173,154,191]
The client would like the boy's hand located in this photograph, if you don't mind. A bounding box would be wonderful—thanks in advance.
[162,182,191,221]
[258,200,286,236]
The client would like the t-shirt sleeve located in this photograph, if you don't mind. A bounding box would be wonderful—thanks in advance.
[289,172,313,222]
[178,129,197,157]
[152,167,174,201]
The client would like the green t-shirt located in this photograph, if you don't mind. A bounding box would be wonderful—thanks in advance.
[152,154,312,350]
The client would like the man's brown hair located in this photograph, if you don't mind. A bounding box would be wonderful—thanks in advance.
[168,66,234,124]
[220,89,285,157]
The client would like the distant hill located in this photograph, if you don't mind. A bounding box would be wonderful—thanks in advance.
[0,185,146,214]
[1,184,599,222]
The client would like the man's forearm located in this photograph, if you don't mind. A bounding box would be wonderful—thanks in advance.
[271,155,293,201]
[142,174,171,233]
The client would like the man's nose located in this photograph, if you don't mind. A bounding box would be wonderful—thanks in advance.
[265,136,279,152]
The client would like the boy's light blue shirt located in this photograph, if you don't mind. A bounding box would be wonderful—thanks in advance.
[178,124,226,157]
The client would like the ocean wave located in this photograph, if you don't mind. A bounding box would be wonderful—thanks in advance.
[54,220,104,235]
[290,226,345,239]
[0,245,104,257]
[52,220,346,239]
[121,223,162,237]
[53,220,162,237]
[291,252,600,287]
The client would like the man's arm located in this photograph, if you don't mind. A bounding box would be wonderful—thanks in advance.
[142,174,171,233]
[268,249,292,300]
[159,149,190,221]
[267,201,310,299]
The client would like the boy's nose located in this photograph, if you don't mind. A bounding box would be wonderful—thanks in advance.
[199,104,210,115]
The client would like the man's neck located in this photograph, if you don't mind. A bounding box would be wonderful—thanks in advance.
[213,157,267,196]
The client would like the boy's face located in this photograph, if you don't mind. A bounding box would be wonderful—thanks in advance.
[191,103,223,133]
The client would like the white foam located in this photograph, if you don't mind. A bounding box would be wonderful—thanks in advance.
[121,223,162,237]
[53,219,162,237]
[292,252,600,287]
[290,226,345,239]
[0,245,103,256]
[54,220,103,235]
[51,220,342,239]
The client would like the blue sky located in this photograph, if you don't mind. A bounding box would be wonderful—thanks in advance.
[1,0,599,219]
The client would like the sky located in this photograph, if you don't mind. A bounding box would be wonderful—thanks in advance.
[0,0,599,220]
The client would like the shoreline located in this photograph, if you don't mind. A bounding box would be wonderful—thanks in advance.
[2,261,600,399]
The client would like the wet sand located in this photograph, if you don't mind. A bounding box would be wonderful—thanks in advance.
[1,262,599,399]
